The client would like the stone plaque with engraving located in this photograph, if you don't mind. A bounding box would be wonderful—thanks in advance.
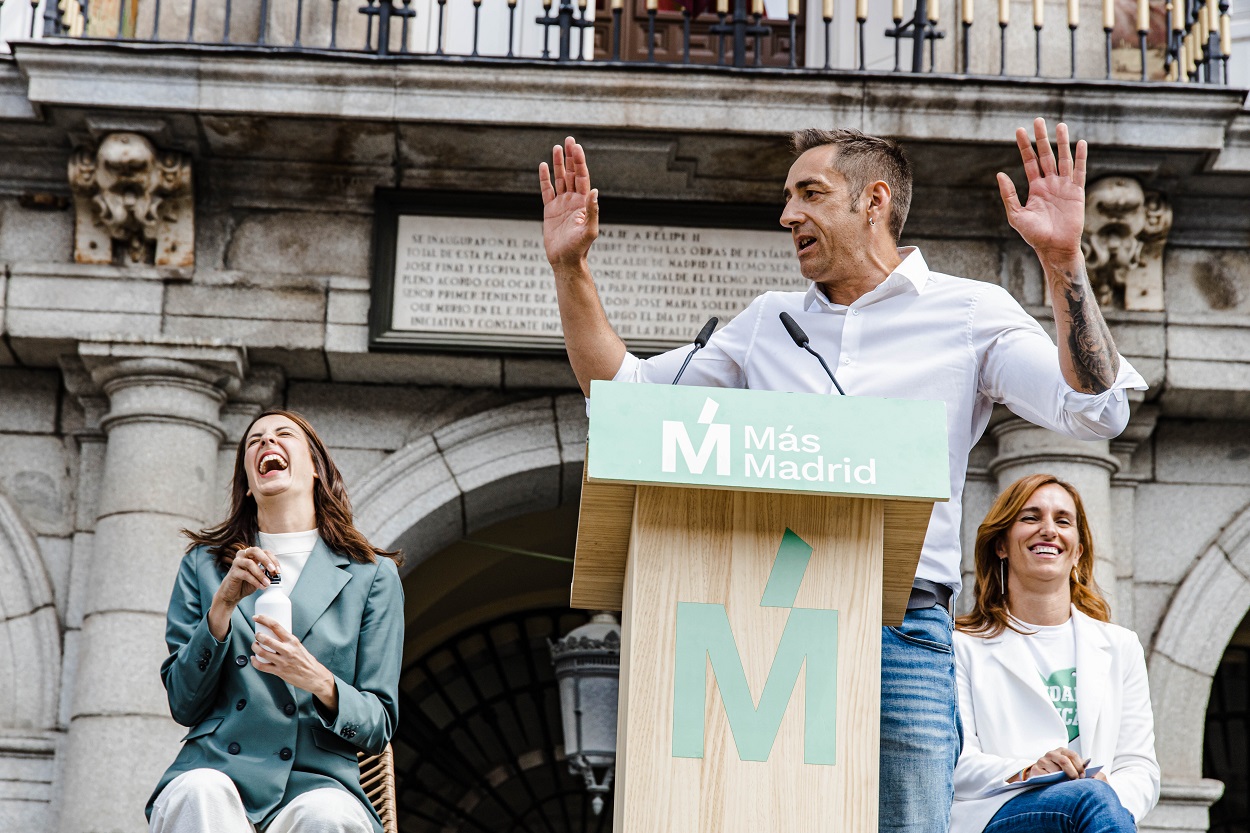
[373,211,805,353]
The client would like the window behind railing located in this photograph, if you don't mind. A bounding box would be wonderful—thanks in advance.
[4,0,1235,83]
[0,1,44,49]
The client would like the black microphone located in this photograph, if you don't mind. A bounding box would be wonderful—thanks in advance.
[779,312,846,395]
[671,317,719,385]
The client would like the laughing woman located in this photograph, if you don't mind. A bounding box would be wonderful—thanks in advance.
[146,410,404,833]
[950,473,1159,833]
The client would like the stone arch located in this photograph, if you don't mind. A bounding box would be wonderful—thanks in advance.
[1148,502,1250,782]
[0,492,62,730]
[352,394,588,576]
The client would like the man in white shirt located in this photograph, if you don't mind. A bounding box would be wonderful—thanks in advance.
[537,119,1145,833]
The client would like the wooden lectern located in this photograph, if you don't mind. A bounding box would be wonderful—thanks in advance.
[570,381,949,833]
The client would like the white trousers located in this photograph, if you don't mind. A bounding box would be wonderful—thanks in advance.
[150,769,374,833]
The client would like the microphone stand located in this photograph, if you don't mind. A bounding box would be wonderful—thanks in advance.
[672,317,719,385]
[779,312,846,395]
[802,344,845,396]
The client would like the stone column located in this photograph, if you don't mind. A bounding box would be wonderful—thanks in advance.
[57,341,244,833]
[1139,778,1226,833]
[1108,403,1158,632]
[988,417,1122,613]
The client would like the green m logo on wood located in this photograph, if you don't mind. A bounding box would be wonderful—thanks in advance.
[671,529,839,766]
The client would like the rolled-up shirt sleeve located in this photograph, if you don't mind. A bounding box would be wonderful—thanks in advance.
[611,342,745,387]
[975,283,1147,441]
[612,351,643,382]
[1059,359,1146,429]
[587,294,763,411]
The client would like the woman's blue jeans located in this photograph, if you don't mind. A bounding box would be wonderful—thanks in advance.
[986,778,1137,833]
[880,604,962,833]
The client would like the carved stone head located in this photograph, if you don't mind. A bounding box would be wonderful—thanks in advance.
[1081,176,1172,310]
[68,132,194,267]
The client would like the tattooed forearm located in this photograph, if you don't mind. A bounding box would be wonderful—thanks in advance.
[1060,269,1119,394]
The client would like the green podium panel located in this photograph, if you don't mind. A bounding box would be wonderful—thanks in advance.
[586,380,950,501]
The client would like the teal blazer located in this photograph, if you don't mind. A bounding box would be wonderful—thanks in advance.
[146,539,403,833]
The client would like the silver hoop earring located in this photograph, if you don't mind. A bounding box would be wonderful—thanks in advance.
[869,217,876,226]
[999,559,1006,596]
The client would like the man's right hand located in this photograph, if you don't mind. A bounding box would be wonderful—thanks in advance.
[539,137,599,269]
[536,135,625,395]
[208,546,280,640]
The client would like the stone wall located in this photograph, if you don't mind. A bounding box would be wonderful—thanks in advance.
[2,45,1250,832]
[0,369,68,831]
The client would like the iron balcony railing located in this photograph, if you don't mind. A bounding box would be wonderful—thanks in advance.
[1,0,1234,83]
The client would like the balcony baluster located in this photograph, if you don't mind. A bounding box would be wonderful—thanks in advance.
[17,0,1232,86]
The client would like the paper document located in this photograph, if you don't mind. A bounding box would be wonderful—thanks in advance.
[983,765,1104,797]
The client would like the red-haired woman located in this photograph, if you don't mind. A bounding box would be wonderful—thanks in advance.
[145,410,404,833]
[950,474,1159,833]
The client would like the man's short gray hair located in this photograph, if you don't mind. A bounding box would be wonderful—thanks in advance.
[790,128,913,242]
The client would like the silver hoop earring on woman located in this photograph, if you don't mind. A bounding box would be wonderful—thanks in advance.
[999,559,1006,596]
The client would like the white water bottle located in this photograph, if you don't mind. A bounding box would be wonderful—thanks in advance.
[253,573,291,665]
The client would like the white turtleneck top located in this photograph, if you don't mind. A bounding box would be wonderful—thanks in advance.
[257,529,319,593]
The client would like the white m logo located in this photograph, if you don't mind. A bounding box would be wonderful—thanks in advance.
[661,398,730,476]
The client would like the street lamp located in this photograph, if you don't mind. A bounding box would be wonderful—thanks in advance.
[550,612,620,815]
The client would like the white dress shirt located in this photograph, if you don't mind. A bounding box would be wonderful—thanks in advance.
[610,248,1147,593]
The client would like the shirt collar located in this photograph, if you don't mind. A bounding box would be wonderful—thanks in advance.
[803,246,931,312]
[893,247,930,293]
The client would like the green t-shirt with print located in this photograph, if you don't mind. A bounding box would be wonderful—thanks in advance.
[1041,667,1079,744]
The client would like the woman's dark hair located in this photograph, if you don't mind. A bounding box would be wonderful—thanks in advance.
[957,473,1108,638]
[184,409,402,568]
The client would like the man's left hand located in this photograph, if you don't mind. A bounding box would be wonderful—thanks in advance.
[997,117,1086,274]
[999,117,1119,395]
[252,614,339,713]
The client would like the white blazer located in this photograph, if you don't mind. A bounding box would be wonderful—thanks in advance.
[950,607,1160,833]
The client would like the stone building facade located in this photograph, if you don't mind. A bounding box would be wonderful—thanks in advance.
[0,2,1248,831]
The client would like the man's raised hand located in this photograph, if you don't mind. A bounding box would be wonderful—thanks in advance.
[997,118,1086,270]
[539,137,599,269]
[1001,117,1119,395]
[535,136,627,393]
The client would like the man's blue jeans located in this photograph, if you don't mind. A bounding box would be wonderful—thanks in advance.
[986,779,1137,833]
[880,604,961,833]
